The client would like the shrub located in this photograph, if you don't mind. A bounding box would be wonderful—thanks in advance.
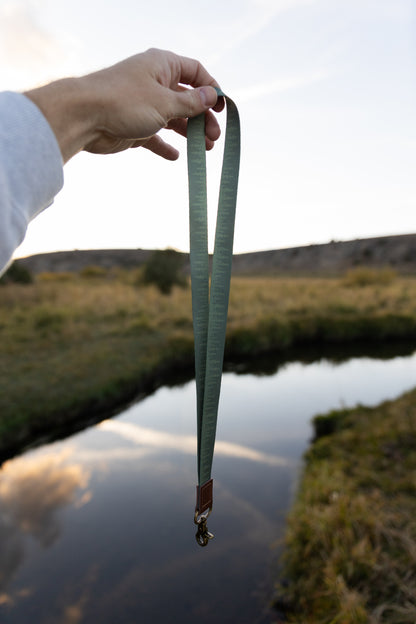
[142,249,187,295]
[312,408,352,439]
[342,266,396,287]
[79,265,107,278]
[0,261,33,285]
[38,271,74,282]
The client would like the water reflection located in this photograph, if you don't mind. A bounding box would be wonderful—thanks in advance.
[0,450,90,608]
[1,346,416,623]
[99,420,291,467]
[226,339,416,376]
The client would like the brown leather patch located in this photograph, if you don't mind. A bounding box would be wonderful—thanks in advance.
[196,479,213,514]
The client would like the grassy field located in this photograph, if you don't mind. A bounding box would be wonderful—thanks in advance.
[2,266,416,619]
[276,389,416,624]
[1,267,416,459]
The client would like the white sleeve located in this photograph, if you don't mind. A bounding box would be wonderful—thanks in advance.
[0,91,64,275]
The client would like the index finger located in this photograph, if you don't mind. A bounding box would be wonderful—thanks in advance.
[174,53,220,91]
[177,55,226,113]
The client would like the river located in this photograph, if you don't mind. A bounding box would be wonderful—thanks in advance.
[1,344,416,623]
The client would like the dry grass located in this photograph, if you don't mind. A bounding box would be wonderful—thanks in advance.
[0,275,195,456]
[276,390,416,623]
[1,270,416,458]
[226,275,416,357]
[229,274,416,321]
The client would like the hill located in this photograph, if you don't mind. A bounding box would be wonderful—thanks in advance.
[17,233,416,276]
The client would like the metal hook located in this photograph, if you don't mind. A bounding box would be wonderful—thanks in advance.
[194,511,214,547]
[195,516,214,547]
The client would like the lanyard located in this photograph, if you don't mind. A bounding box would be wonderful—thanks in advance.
[187,88,240,547]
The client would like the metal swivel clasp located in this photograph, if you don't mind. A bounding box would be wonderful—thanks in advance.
[194,511,214,547]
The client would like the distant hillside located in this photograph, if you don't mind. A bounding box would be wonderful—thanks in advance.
[231,234,416,275]
[18,248,154,274]
[17,234,416,276]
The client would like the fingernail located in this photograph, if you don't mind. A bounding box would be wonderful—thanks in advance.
[200,86,217,108]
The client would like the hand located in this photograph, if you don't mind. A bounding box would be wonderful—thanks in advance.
[84,48,224,159]
[25,48,224,163]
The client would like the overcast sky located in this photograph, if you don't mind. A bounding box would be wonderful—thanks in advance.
[1,0,415,257]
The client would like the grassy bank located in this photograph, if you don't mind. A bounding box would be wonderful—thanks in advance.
[2,269,416,459]
[276,388,416,623]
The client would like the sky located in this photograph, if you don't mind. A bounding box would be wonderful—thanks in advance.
[0,0,415,257]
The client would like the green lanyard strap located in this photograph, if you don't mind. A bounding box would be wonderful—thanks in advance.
[187,88,240,546]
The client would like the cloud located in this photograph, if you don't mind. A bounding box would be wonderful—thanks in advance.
[98,420,291,467]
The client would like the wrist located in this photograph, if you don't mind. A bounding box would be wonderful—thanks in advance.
[24,77,101,163]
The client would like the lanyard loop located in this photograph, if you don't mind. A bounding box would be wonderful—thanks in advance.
[187,88,240,545]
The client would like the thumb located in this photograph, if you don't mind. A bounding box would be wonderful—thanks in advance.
[173,86,218,119]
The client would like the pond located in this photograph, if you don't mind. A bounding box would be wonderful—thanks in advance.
[1,343,416,623]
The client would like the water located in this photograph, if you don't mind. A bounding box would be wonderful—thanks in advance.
[1,345,416,623]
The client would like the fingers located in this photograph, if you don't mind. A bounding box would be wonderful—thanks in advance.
[213,95,225,113]
[167,109,221,143]
[140,135,179,161]
[172,52,225,115]
[204,108,221,141]
[169,85,218,121]
[166,118,187,137]
[174,53,220,91]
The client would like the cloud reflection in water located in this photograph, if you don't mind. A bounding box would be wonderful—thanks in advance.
[0,449,90,606]
[98,420,291,467]
[0,416,291,617]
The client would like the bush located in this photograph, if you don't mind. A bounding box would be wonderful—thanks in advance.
[0,261,33,285]
[312,408,352,439]
[342,266,396,287]
[38,271,74,282]
[142,249,187,295]
[79,265,107,279]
